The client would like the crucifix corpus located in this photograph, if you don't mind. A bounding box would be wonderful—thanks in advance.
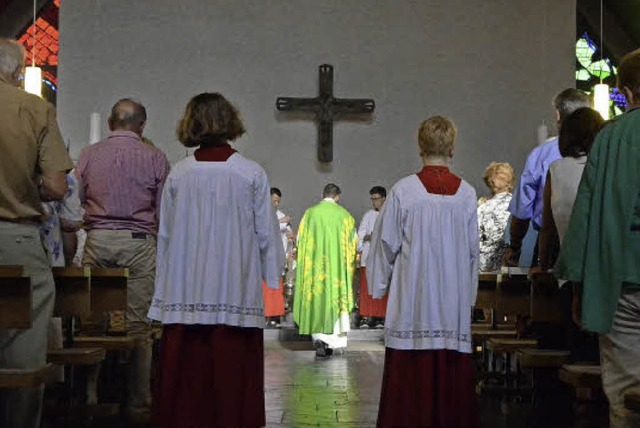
[276,64,375,162]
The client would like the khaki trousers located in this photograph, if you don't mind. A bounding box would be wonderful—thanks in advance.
[600,287,640,428]
[83,229,156,411]
[0,221,55,428]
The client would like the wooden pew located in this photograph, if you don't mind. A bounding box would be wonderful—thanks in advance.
[0,265,32,329]
[495,267,530,327]
[559,364,607,427]
[47,267,110,423]
[50,267,105,358]
[519,272,569,370]
[0,266,54,388]
[478,269,535,407]
[74,268,134,350]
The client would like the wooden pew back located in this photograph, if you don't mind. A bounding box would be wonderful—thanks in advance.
[495,269,530,326]
[0,266,32,329]
[52,267,91,319]
[89,268,129,314]
[530,272,563,323]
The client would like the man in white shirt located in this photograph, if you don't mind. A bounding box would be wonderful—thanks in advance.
[357,186,387,328]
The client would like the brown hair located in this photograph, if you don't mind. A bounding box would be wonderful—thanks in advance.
[177,93,246,148]
[418,116,456,157]
[617,48,640,103]
[558,107,604,158]
[483,162,515,194]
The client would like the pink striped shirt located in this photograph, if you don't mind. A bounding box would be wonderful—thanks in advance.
[75,130,170,235]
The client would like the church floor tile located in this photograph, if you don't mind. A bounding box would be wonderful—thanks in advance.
[85,339,595,427]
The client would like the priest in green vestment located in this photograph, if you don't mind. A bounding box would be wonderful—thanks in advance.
[555,48,640,428]
[294,183,358,357]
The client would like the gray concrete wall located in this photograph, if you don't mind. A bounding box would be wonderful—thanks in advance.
[57,0,576,226]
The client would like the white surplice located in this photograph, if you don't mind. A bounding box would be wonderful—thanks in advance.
[366,175,479,353]
[357,209,378,268]
[276,209,292,254]
[148,154,285,328]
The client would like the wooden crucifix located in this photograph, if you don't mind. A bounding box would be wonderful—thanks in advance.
[276,64,375,162]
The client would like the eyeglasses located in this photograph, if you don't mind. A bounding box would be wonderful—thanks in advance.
[370,196,383,201]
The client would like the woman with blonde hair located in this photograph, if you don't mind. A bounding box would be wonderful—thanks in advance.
[478,162,514,272]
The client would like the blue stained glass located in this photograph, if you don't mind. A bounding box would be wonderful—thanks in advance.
[610,87,628,110]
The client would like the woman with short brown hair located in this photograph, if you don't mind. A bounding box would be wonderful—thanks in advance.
[149,93,284,428]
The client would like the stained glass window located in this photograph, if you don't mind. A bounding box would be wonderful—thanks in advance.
[575,31,627,117]
[17,0,59,102]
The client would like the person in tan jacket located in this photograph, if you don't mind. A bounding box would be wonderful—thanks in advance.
[0,38,73,428]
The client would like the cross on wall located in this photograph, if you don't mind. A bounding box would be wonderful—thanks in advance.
[276,64,375,163]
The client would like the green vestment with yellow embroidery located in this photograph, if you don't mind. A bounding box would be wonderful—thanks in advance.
[293,200,358,335]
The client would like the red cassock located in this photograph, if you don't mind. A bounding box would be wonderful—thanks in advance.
[262,278,286,317]
[152,144,266,428]
[359,267,388,317]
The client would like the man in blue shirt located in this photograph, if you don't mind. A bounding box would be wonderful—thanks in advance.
[504,88,590,266]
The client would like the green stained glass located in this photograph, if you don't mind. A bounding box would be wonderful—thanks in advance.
[576,38,595,68]
[576,69,592,81]
[587,59,611,80]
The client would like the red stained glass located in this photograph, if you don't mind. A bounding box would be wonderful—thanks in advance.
[18,5,59,68]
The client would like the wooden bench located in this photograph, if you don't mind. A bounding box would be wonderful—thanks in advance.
[0,266,55,389]
[495,268,530,326]
[75,268,134,349]
[0,265,32,329]
[559,364,607,427]
[517,349,570,369]
[47,267,117,423]
[559,364,602,396]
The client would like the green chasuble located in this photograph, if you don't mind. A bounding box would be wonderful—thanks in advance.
[293,200,358,335]
[556,108,640,333]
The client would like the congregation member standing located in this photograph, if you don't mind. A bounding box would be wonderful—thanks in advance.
[0,38,73,428]
[477,162,514,272]
[503,89,590,267]
[535,107,603,359]
[149,93,284,427]
[357,186,388,328]
[556,49,640,428]
[368,116,479,427]
[294,184,358,357]
[75,99,170,420]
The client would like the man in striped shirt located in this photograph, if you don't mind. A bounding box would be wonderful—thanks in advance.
[75,99,170,420]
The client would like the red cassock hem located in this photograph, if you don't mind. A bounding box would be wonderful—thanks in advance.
[377,348,478,428]
[359,267,388,317]
[152,324,265,428]
[262,278,286,317]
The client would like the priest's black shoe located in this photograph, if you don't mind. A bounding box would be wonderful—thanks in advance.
[314,340,333,357]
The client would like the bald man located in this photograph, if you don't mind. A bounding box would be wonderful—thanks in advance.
[75,99,170,421]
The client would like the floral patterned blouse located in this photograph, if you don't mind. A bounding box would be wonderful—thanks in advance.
[477,192,512,272]
[39,173,83,267]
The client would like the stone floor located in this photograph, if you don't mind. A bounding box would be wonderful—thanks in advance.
[262,339,583,428]
[264,341,384,427]
[79,329,599,427]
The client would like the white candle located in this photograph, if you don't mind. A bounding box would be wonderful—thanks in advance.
[537,121,548,146]
[89,112,101,144]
